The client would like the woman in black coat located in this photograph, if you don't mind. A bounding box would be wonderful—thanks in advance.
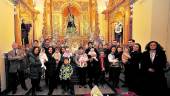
[29,47,42,96]
[128,43,142,94]
[45,46,57,95]
[140,41,168,96]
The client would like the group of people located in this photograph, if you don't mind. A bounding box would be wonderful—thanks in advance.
[7,38,169,96]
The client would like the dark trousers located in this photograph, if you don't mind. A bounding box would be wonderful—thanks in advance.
[8,71,27,92]
[88,69,99,87]
[48,76,56,94]
[78,67,87,86]
[31,79,39,95]
[61,79,71,92]
[99,71,105,85]
[22,36,29,45]
[123,64,129,86]
[8,73,18,92]
[18,70,27,89]
[36,75,41,89]
[109,67,121,88]
[45,70,49,86]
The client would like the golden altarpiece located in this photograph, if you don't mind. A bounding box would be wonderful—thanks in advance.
[42,0,99,49]
[13,0,132,47]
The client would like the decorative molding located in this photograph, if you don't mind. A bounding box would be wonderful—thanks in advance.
[19,0,39,14]
[8,0,19,5]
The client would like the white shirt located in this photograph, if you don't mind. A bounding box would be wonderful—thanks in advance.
[150,51,156,63]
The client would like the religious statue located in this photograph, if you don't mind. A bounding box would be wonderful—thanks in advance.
[67,14,76,28]
[66,6,76,34]
[21,20,32,45]
[114,21,123,43]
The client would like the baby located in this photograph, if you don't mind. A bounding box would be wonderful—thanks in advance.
[39,48,48,70]
[53,47,61,64]
[88,48,98,61]
[78,54,88,68]
[122,47,131,64]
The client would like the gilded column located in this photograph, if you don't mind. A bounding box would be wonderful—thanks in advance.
[124,8,130,44]
[50,0,53,36]
[42,0,48,38]
[89,0,92,33]
[14,4,21,45]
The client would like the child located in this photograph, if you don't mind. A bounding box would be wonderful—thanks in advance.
[59,57,73,94]
[39,48,48,79]
[63,47,73,63]
[122,47,131,64]
[99,51,106,86]
[88,48,98,61]
[39,48,48,70]
[53,47,61,64]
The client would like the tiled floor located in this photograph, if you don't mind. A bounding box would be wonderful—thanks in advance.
[7,79,32,95]
[7,71,170,96]
[7,79,117,96]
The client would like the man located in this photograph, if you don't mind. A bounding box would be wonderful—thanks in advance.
[43,39,51,86]
[112,40,119,47]
[128,39,135,52]
[8,42,27,94]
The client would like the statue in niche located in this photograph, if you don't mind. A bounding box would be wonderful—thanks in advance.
[21,19,32,46]
[66,6,76,34]
[114,21,123,43]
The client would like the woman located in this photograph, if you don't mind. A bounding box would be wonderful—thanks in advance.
[141,41,167,96]
[121,46,131,87]
[75,46,88,88]
[45,46,57,95]
[128,43,142,94]
[29,47,42,96]
[108,46,121,89]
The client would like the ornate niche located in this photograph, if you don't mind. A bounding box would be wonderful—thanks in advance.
[103,0,131,44]
[14,0,39,46]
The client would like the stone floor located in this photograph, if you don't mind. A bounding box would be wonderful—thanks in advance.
[5,71,170,96]
[6,73,129,96]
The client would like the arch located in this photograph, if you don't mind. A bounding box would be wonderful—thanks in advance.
[60,2,82,17]
[63,6,80,17]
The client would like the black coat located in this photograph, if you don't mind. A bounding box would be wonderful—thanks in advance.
[45,54,57,77]
[128,51,142,75]
[140,50,167,95]
[141,51,167,76]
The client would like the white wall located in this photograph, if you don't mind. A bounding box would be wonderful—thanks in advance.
[133,0,170,63]
[0,0,14,92]
[133,0,153,50]
[151,0,170,50]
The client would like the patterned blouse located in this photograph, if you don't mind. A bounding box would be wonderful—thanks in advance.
[59,64,73,80]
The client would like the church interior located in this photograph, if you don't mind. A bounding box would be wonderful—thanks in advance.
[0,0,170,95]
